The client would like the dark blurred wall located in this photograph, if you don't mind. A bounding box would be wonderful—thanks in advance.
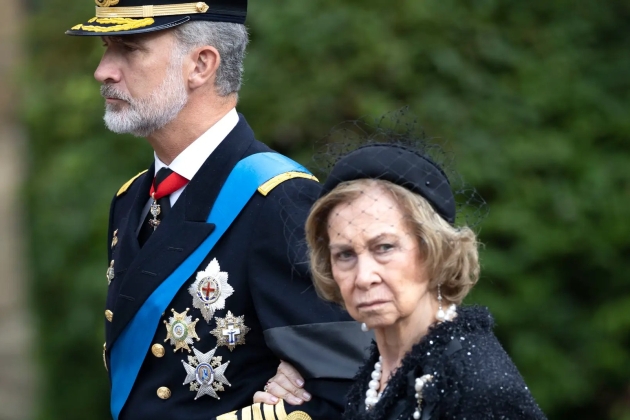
[0,0,34,419]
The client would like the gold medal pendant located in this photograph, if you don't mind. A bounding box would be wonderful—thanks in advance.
[211,311,250,352]
[164,308,200,353]
[181,346,231,400]
[189,258,234,323]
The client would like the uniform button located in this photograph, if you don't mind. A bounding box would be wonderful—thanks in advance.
[157,387,171,400]
[151,344,165,358]
[105,310,113,322]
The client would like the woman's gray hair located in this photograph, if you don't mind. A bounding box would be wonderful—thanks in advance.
[172,21,249,97]
[306,179,480,307]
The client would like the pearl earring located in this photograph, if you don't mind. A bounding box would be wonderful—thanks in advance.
[436,283,457,322]
[361,323,369,332]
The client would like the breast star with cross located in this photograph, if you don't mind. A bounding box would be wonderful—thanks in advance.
[189,258,234,323]
[211,311,250,351]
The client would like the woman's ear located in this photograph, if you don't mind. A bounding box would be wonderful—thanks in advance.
[187,45,220,90]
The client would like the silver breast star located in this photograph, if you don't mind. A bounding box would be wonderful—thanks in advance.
[181,346,231,400]
[188,258,234,323]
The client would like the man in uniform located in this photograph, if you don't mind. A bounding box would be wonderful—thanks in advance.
[66,1,370,419]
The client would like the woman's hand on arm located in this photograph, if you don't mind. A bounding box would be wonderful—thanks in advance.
[253,360,311,406]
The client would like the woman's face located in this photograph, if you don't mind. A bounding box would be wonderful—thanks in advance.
[327,186,430,329]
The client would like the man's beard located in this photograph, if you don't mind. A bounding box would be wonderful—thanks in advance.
[101,55,188,138]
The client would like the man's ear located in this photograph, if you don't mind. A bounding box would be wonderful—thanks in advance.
[187,45,220,90]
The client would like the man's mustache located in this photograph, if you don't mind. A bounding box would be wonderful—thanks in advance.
[100,84,133,102]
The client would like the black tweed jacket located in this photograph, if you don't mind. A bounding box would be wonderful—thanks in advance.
[343,306,547,420]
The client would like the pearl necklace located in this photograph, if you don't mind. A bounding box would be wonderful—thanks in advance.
[364,356,383,410]
[364,305,458,412]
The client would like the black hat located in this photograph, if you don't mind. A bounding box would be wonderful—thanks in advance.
[321,144,457,225]
[66,0,247,36]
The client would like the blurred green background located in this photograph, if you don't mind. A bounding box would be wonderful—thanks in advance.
[17,0,630,419]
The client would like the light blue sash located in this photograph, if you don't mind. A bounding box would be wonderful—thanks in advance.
[110,152,312,419]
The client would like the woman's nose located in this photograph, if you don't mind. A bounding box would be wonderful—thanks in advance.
[354,255,381,289]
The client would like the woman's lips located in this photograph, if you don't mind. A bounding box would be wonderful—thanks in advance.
[357,300,388,309]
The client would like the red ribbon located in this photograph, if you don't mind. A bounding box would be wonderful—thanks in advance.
[149,172,189,200]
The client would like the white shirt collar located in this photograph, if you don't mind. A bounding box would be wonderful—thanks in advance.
[154,108,239,180]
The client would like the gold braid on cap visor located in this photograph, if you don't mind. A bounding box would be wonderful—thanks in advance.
[70,2,209,32]
[71,17,155,32]
[95,2,209,18]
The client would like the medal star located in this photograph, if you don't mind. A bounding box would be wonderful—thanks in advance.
[106,261,115,285]
[164,308,200,353]
[211,311,250,351]
[111,229,118,248]
[189,258,234,323]
[182,347,231,400]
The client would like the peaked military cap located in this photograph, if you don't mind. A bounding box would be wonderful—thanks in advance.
[66,0,247,36]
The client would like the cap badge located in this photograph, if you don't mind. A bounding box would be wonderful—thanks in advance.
[164,308,200,353]
[211,311,250,352]
[182,346,231,400]
[189,258,234,323]
[95,0,119,7]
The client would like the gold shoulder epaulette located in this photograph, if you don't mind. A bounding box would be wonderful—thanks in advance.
[217,401,311,420]
[116,170,148,197]
[257,171,319,197]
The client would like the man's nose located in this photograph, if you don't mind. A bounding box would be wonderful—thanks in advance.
[94,51,121,84]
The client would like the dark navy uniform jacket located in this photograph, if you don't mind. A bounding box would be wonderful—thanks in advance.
[104,114,371,420]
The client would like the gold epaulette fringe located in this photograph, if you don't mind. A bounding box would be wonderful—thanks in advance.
[216,401,311,420]
[116,170,148,197]
[257,172,319,196]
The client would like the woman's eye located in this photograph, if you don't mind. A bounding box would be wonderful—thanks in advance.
[375,243,394,253]
[334,251,354,261]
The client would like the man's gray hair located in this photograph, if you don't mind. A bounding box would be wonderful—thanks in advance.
[172,21,249,97]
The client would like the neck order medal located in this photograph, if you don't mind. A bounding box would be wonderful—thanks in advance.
[189,258,234,323]
[149,193,161,230]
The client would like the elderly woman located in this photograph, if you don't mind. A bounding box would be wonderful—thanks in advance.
[256,143,546,419]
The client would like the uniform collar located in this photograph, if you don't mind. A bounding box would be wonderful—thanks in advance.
[154,107,239,180]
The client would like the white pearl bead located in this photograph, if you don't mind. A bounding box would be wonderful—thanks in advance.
[366,389,377,398]
[413,410,421,419]
[374,362,382,370]
[415,392,419,398]
[371,371,381,380]
[415,382,423,391]
[436,309,445,320]
[369,380,379,389]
